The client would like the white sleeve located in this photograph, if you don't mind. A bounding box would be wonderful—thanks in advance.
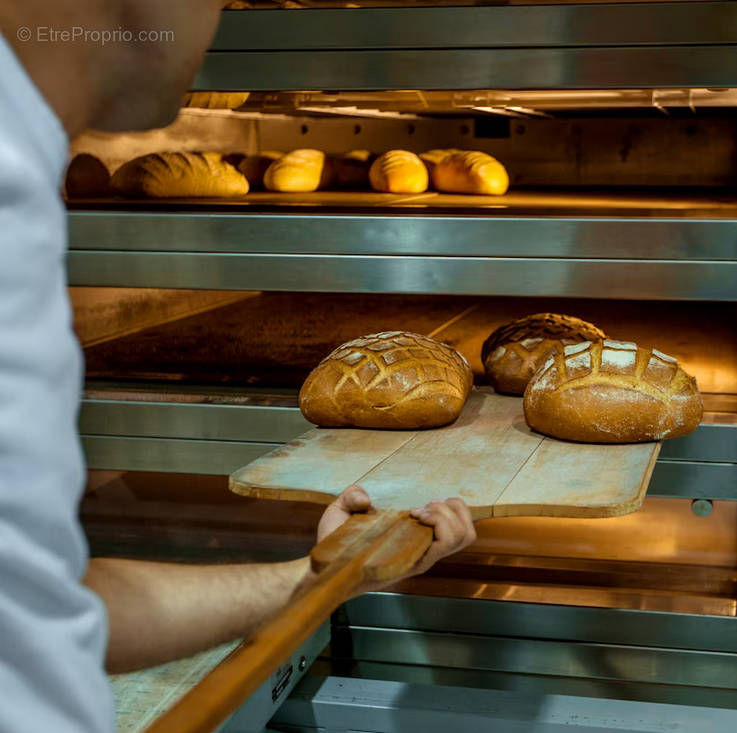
[0,34,114,732]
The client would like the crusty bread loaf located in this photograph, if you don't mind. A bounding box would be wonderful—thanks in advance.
[523,340,703,443]
[182,92,250,109]
[64,153,110,198]
[263,149,334,192]
[431,150,509,195]
[334,150,376,188]
[236,151,283,190]
[369,150,429,194]
[482,313,606,395]
[420,148,461,173]
[299,331,473,429]
[110,152,249,198]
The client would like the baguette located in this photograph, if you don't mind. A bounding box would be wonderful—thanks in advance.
[431,150,509,195]
[299,331,473,429]
[110,152,249,198]
[482,313,606,395]
[523,340,702,443]
[369,150,429,194]
[263,149,334,192]
[182,92,250,109]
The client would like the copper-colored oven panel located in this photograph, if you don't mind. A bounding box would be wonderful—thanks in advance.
[388,497,737,615]
[467,498,737,567]
[389,576,737,616]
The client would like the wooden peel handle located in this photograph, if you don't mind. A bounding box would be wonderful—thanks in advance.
[145,512,432,733]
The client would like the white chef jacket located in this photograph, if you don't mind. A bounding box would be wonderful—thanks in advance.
[0,32,113,731]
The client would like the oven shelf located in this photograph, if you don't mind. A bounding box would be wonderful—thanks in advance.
[67,192,737,299]
[76,292,737,492]
[200,2,737,91]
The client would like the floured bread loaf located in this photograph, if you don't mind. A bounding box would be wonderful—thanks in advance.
[264,149,334,192]
[237,151,283,189]
[65,153,110,198]
[299,331,473,429]
[334,150,375,188]
[110,152,249,197]
[369,150,429,194]
[182,92,250,109]
[482,313,606,395]
[523,340,702,443]
[431,150,509,195]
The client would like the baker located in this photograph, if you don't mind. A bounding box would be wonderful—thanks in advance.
[0,1,477,730]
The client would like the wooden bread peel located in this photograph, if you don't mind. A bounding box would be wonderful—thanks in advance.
[146,388,660,733]
[145,510,432,733]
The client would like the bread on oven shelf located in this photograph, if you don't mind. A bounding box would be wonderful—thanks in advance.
[481,313,606,396]
[369,150,429,194]
[181,91,250,110]
[430,150,509,195]
[263,149,335,192]
[231,151,283,190]
[80,144,510,199]
[299,331,473,429]
[64,153,111,198]
[523,339,703,443]
[110,151,249,198]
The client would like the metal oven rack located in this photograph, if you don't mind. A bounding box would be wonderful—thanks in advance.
[70,3,737,727]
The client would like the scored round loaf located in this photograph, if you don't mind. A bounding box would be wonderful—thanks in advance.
[263,149,334,192]
[523,339,703,443]
[299,331,473,429]
[482,313,606,395]
[110,152,249,197]
[431,150,509,195]
[369,150,429,194]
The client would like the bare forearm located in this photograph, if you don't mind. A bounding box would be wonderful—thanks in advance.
[84,557,314,674]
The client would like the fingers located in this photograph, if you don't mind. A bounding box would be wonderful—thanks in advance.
[316,486,372,543]
[445,498,476,546]
[410,497,476,572]
[337,486,372,514]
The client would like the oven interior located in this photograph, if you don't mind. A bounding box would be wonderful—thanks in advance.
[70,83,737,721]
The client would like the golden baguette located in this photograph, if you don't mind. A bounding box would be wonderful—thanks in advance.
[110,152,249,198]
[182,92,250,109]
[523,340,702,443]
[431,150,509,195]
[263,149,334,192]
[369,150,429,194]
[299,331,473,429]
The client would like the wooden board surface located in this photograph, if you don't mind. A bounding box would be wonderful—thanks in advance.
[230,389,661,519]
[111,641,239,732]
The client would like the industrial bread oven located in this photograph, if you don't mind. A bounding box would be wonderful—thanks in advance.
[69,2,737,730]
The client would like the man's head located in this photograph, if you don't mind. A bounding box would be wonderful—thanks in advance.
[0,0,224,135]
[92,0,224,131]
